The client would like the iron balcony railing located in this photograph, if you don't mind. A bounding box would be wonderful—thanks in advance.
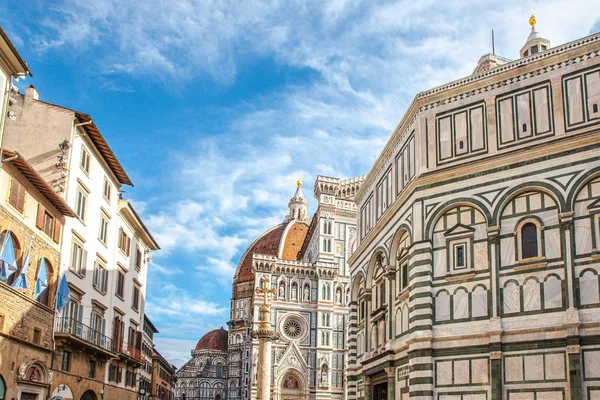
[55,316,113,353]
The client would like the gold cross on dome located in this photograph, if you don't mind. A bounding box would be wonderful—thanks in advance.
[256,276,276,306]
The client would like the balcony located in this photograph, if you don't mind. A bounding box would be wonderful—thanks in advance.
[55,317,115,358]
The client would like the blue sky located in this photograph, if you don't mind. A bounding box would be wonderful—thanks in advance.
[2,0,599,366]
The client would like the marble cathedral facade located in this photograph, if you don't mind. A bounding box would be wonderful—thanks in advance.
[347,17,600,400]
[227,176,364,400]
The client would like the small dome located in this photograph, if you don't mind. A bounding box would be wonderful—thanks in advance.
[195,327,228,351]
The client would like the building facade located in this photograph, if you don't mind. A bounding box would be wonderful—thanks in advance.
[0,151,74,400]
[175,176,362,400]
[4,86,159,400]
[142,314,160,398]
[152,348,176,400]
[347,19,600,400]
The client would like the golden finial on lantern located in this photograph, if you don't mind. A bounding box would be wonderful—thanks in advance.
[296,178,302,188]
[529,10,536,27]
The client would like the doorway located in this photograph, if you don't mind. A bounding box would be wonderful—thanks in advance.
[373,382,387,400]
[20,394,38,400]
[81,390,97,400]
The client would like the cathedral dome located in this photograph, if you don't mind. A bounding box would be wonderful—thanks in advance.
[234,221,309,284]
[195,327,228,351]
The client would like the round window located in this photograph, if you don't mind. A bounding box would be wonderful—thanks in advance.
[280,315,307,342]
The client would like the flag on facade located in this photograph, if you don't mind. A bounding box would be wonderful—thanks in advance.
[34,258,48,299]
[11,246,30,289]
[56,274,71,312]
[0,230,17,282]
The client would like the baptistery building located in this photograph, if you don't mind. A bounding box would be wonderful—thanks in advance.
[347,17,600,400]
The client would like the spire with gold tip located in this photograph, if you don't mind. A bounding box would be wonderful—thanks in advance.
[520,10,550,58]
[285,177,309,222]
[529,10,536,27]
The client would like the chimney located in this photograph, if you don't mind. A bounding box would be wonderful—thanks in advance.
[25,85,39,100]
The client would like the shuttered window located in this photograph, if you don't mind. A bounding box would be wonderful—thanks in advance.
[9,178,26,212]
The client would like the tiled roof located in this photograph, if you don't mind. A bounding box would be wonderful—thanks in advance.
[195,327,228,351]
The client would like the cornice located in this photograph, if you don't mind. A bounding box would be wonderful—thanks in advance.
[355,32,600,205]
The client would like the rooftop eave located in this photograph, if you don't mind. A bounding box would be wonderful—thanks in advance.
[3,150,75,218]
[0,27,32,77]
[118,200,160,250]
[75,112,133,187]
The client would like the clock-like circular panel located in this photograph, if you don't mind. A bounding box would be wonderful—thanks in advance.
[280,314,308,342]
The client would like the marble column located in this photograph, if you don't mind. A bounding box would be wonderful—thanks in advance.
[385,367,395,400]
[255,278,277,400]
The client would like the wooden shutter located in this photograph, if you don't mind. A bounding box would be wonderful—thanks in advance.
[36,204,45,229]
[81,250,88,277]
[16,182,26,212]
[9,179,19,208]
[53,218,61,243]
[135,330,142,350]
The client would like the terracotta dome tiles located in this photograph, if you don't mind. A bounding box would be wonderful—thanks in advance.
[195,327,228,351]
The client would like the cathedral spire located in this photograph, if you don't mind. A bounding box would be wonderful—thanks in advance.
[285,178,309,222]
[520,10,550,58]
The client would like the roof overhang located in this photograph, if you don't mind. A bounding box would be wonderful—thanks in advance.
[75,111,133,187]
[118,199,160,250]
[2,149,75,217]
[0,26,31,77]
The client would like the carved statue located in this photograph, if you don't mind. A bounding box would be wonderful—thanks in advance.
[304,285,310,301]
[336,289,342,304]
[320,366,328,385]
[279,283,285,298]
[291,284,297,300]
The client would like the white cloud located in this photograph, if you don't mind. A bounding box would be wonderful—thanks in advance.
[24,0,600,342]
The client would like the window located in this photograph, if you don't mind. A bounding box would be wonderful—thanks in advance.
[8,178,26,212]
[80,148,91,174]
[61,351,71,371]
[103,178,112,202]
[75,188,87,221]
[454,244,466,269]
[88,359,96,378]
[116,271,125,299]
[119,228,131,256]
[521,223,538,259]
[594,104,598,114]
[132,285,140,311]
[135,249,142,271]
[36,204,61,243]
[216,365,224,378]
[401,264,408,291]
[69,241,87,276]
[32,328,41,344]
[99,214,109,244]
[93,260,108,294]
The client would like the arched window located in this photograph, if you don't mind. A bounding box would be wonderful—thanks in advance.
[523,279,541,311]
[503,282,520,314]
[435,291,450,321]
[544,276,562,309]
[401,304,409,332]
[521,223,538,259]
[35,258,53,306]
[453,288,469,320]
[472,286,488,318]
[395,309,402,335]
[580,271,600,305]
[216,365,224,378]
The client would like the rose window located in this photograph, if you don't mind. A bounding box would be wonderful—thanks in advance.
[281,315,307,341]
